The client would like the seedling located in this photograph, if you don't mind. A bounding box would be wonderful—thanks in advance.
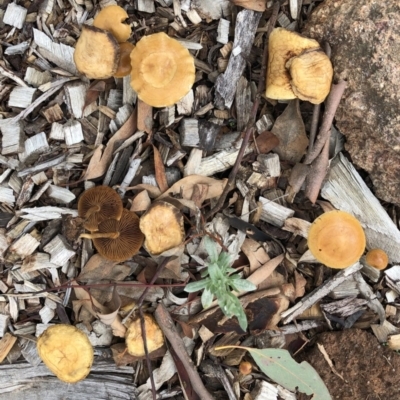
[185,236,256,331]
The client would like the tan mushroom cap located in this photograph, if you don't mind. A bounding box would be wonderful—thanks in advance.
[93,5,131,43]
[130,32,195,107]
[125,314,164,357]
[91,209,144,262]
[114,42,135,78]
[266,27,321,101]
[74,25,119,79]
[37,324,94,383]
[365,249,389,271]
[307,210,366,269]
[78,186,123,232]
[286,49,333,104]
[139,201,185,255]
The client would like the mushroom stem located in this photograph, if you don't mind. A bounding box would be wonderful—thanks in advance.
[85,205,101,218]
[80,232,120,240]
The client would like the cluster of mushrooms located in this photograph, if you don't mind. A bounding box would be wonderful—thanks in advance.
[78,186,185,261]
[307,210,389,271]
[73,5,195,107]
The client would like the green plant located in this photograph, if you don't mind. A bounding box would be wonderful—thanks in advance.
[185,236,256,331]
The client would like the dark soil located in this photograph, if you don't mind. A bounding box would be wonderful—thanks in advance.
[297,329,400,400]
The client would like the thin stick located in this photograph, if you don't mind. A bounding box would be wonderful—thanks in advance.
[154,303,215,400]
[205,1,281,221]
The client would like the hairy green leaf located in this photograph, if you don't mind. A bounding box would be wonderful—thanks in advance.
[229,278,257,292]
[184,279,209,292]
[204,236,218,263]
[201,287,213,309]
[247,348,332,399]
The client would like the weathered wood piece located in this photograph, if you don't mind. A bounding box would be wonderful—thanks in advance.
[255,153,281,178]
[8,87,36,108]
[3,3,27,29]
[0,188,15,206]
[17,154,67,178]
[180,118,199,147]
[24,67,52,88]
[217,18,230,44]
[259,196,295,227]
[322,153,400,262]
[64,121,84,146]
[256,113,274,133]
[235,76,251,132]
[5,41,30,55]
[20,132,49,164]
[46,185,76,204]
[43,234,75,266]
[64,82,96,119]
[214,9,262,109]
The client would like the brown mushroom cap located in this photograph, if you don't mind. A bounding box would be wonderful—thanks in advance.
[365,249,389,271]
[307,210,366,269]
[286,49,333,104]
[130,32,195,107]
[37,324,94,383]
[93,5,131,43]
[78,186,123,231]
[89,209,144,262]
[139,201,185,255]
[74,25,120,79]
[114,42,135,78]
[125,314,164,357]
[266,27,321,101]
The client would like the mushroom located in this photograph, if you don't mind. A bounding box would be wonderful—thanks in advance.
[266,27,332,104]
[78,186,123,232]
[114,42,135,78]
[93,5,131,43]
[286,48,333,104]
[365,249,389,270]
[130,32,195,107]
[125,314,164,357]
[139,201,185,255]
[74,25,120,79]
[37,324,94,383]
[307,210,366,269]
[80,209,144,262]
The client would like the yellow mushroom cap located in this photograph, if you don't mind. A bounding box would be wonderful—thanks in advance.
[365,249,389,271]
[130,32,195,107]
[74,25,119,79]
[37,325,94,383]
[307,210,366,269]
[93,5,131,43]
[266,27,321,101]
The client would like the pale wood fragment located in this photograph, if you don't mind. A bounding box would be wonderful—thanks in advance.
[29,180,52,203]
[184,148,202,176]
[117,158,141,198]
[138,0,155,12]
[110,104,134,134]
[256,153,281,178]
[0,315,9,337]
[180,118,199,147]
[64,120,84,146]
[277,11,291,28]
[217,18,230,44]
[107,89,123,111]
[166,149,186,166]
[21,252,59,273]
[24,67,52,88]
[0,333,17,363]
[0,119,24,155]
[123,75,137,105]
[159,106,175,127]
[192,0,232,20]
[177,90,194,115]
[3,3,27,29]
[256,113,274,133]
[8,87,36,109]
[4,40,30,55]
[0,188,15,205]
[41,103,63,123]
[20,132,49,164]
[137,99,153,133]
[43,234,75,266]
[371,320,399,343]
[33,28,77,74]
[282,217,310,238]
[15,179,34,208]
[64,82,96,119]
[186,9,202,24]
[46,185,76,204]
[7,234,40,261]
[17,154,67,177]
[259,196,294,227]
[49,122,65,141]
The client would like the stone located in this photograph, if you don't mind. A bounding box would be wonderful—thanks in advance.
[303,0,400,205]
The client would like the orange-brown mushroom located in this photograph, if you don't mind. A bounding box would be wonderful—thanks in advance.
[93,5,131,43]
[37,324,93,383]
[74,25,120,79]
[80,209,144,262]
[78,186,123,231]
[125,314,164,357]
[365,249,389,271]
[307,210,366,269]
[114,42,135,78]
[139,201,185,255]
[130,32,195,107]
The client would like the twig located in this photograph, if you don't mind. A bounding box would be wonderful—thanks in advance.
[205,1,281,221]
[0,63,29,87]
[308,103,321,149]
[154,303,215,400]
[304,80,347,164]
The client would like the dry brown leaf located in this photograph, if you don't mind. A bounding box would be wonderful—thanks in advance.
[77,254,117,282]
[130,190,151,212]
[229,0,266,11]
[242,238,271,274]
[84,111,137,180]
[158,175,227,201]
[191,183,209,209]
[137,99,153,134]
[0,333,17,363]
[294,270,307,299]
[255,131,280,154]
[72,281,126,337]
[271,99,309,163]
[124,184,161,198]
[246,253,284,289]
[153,145,169,193]
[83,80,106,111]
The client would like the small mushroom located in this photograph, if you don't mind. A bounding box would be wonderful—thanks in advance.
[139,201,185,255]
[286,48,333,104]
[130,32,195,107]
[37,324,94,383]
[80,209,144,262]
[114,42,135,78]
[78,186,123,231]
[307,210,366,269]
[365,249,389,271]
[125,314,164,357]
[74,25,120,79]
[266,27,332,104]
[93,5,131,43]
